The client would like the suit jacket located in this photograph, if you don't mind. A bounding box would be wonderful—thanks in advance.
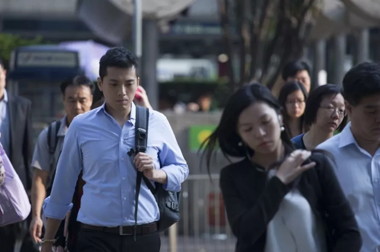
[7,94,33,190]
[220,152,362,252]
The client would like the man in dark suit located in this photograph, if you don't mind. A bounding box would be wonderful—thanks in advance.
[0,58,37,252]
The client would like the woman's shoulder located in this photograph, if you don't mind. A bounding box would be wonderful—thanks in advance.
[220,158,250,178]
[309,150,333,164]
[307,150,335,178]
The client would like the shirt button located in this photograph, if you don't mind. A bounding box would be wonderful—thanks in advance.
[124,197,126,200]
[122,177,126,180]
[121,157,124,161]
[375,179,378,183]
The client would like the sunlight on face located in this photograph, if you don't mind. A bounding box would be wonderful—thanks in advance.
[63,85,93,121]
[237,102,282,155]
[315,93,345,133]
[285,90,306,119]
[97,66,139,111]
[347,93,380,140]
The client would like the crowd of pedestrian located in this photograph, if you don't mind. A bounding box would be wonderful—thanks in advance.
[2,47,380,252]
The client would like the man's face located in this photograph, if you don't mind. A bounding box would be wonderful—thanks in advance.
[286,70,311,93]
[0,65,7,94]
[63,85,93,122]
[347,94,380,141]
[97,66,139,111]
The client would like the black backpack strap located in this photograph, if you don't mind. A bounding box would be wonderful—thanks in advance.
[46,120,61,195]
[47,120,61,171]
[133,105,149,240]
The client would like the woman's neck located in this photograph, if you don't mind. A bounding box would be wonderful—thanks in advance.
[251,143,285,169]
[288,118,301,137]
[303,126,333,150]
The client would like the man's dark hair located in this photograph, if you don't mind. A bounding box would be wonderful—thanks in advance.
[281,60,311,81]
[60,75,94,95]
[343,61,380,106]
[99,47,138,80]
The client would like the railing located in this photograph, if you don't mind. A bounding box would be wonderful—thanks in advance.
[160,174,236,252]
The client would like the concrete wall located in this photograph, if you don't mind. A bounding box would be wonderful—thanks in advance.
[163,111,232,175]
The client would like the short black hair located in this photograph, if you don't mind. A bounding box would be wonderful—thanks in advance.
[343,61,380,106]
[60,75,94,95]
[99,47,138,80]
[0,57,4,69]
[282,60,311,81]
[304,84,347,132]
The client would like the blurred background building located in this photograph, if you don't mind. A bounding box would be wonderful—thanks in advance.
[1,0,380,251]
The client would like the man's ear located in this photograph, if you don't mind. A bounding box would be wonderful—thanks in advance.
[345,100,353,116]
[97,77,103,91]
[137,76,140,87]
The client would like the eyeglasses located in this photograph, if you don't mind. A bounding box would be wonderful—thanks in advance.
[286,100,305,106]
[320,106,347,118]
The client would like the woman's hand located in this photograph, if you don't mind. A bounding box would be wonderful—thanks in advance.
[275,150,316,184]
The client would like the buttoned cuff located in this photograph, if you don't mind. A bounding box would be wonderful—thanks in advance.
[161,164,187,192]
[42,196,73,220]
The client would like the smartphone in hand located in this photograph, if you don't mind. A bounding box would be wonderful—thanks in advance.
[135,86,142,101]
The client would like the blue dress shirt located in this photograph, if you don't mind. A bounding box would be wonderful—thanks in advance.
[317,122,380,252]
[43,102,189,227]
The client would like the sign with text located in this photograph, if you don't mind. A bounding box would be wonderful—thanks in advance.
[16,51,78,68]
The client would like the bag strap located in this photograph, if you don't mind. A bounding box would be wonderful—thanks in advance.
[47,120,61,170]
[133,105,149,240]
[46,120,61,195]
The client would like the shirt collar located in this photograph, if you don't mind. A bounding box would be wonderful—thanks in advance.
[99,101,136,125]
[339,122,357,148]
[1,89,8,103]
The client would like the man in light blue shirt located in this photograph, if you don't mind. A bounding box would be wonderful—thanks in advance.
[41,47,189,252]
[318,62,380,252]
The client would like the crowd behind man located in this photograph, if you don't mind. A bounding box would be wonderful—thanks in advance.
[1,48,380,252]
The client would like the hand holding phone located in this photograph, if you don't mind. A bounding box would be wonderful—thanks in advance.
[135,86,142,101]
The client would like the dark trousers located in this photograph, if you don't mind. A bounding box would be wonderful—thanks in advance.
[77,228,161,252]
[0,219,39,252]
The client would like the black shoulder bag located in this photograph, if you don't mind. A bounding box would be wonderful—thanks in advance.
[133,106,181,238]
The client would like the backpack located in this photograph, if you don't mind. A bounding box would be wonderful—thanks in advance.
[133,106,181,236]
[46,120,61,195]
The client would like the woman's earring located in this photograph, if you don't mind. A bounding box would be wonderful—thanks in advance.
[280,125,285,131]
[238,142,243,146]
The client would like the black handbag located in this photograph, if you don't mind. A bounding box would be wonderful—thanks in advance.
[133,106,181,236]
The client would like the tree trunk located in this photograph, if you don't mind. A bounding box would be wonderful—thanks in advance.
[219,0,236,92]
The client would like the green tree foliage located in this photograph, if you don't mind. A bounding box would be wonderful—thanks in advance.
[0,33,44,68]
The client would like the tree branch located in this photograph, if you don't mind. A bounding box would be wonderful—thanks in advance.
[219,0,236,91]
[249,0,272,81]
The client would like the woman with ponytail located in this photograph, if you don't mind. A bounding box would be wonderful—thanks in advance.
[200,83,361,252]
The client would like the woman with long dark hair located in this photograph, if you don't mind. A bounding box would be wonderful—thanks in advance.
[278,81,308,138]
[292,84,347,150]
[201,83,361,252]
